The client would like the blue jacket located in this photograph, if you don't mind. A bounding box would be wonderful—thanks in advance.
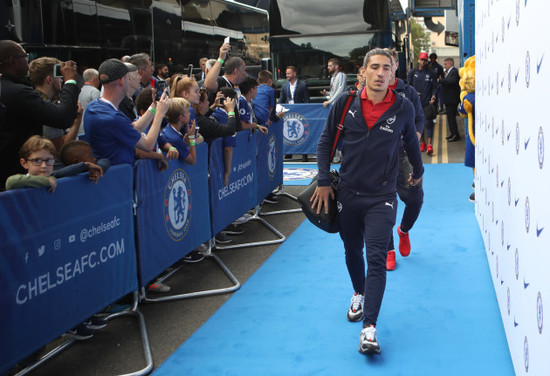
[317,88,424,196]
[394,78,424,135]
[279,80,310,103]
[407,68,436,106]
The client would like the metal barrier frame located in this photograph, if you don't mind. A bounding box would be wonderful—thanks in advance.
[214,205,286,250]
[14,292,153,376]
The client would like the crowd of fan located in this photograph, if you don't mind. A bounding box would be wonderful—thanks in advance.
[0,39,284,341]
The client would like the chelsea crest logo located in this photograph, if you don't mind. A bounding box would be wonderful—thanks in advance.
[164,169,192,241]
[267,133,277,179]
[283,112,309,146]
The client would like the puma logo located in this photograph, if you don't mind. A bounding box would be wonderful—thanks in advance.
[385,202,394,209]
[348,110,357,118]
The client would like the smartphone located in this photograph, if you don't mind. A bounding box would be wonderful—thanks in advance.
[218,96,225,105]
[156,80,167,92]
[224,36,230,44]
[53,64,62,78]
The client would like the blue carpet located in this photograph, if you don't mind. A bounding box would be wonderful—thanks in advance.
[154,164,514,376]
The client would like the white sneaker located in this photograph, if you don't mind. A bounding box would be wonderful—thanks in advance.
[358,326,381,354]
[347,292,364,322]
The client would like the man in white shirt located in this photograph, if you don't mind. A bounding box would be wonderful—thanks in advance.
[78,68,100,135]
[322,58,346,108]
[279,65,309,104]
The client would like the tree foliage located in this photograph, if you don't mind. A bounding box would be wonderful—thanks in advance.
[410,18,431,61]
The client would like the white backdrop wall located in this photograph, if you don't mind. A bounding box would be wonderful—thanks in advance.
[476,1,549,374]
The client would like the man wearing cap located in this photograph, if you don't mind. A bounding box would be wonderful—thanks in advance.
[0,40,80,189]
[407,52,437,155]
[83,58,169,166]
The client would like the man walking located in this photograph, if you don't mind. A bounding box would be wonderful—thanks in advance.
[312,49,424,355]
[407,52,437,154]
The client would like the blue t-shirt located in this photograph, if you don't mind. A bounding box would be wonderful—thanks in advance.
[211,108,236,148]
[238,96,254,124]
[252,84,275,125]
[158,125,191,161]
[84,99,142,165]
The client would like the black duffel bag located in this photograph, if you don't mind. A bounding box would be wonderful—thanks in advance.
[297,170,340,233]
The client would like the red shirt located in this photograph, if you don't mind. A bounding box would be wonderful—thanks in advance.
[360,88,395,129]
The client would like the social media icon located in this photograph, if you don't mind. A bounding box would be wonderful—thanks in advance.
[37,245,46,257]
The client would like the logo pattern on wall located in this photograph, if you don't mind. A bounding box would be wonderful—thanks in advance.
[476,0,548,374]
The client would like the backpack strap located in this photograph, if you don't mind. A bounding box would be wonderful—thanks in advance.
[330,90,356,159]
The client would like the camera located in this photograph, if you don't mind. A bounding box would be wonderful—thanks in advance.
[218,96,225,105]
[53,64,62,78]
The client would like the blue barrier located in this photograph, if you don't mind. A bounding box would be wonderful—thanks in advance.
[0,165,137,374]
[209,130,258,235]
[133,143,211,287]
[256,122,284,205]
[281,104,330,155]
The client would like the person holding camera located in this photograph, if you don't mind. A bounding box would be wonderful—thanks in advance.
[0,40,80,190]
[28,57,82,169]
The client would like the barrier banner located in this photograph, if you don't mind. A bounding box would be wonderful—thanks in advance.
[209,130,258,235]
[0,165,137,374]
[281,104,330,155]
[256,121,283,205]
[133,143,211,287]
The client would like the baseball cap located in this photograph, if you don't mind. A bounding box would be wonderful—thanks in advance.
[419,52,429,60]
[98,58,129,84]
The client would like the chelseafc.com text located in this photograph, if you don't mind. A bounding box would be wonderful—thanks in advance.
[16,238,126,305]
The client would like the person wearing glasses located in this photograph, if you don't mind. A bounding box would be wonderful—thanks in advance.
[0,40,80,190]
[5,135,107,192]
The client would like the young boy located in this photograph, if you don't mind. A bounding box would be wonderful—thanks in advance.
[6,136,108,191]
[252,70,277,126]
[158,97,197,165]
[59,140,110,183]
[238,76,268,134]
[6,135,58,192]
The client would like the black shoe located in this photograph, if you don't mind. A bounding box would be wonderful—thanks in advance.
[445,135,453,140]
[83,315,108,330]
[64,324,94,340]
[302,155,308,162]
[222,224,244,235]
[263,193,279,204]
[183,249,206,263]
[284,154,293,160]
[215,232,232,244]
[447,135,461,142]
[469,192,475,202]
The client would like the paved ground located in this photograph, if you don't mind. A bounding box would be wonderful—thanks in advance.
[12,114,466,376]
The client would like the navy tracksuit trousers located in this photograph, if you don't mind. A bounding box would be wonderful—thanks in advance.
[388,154,424,250]
[337,188,397,327]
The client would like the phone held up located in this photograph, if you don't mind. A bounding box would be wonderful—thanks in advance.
[53,64,62,78]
